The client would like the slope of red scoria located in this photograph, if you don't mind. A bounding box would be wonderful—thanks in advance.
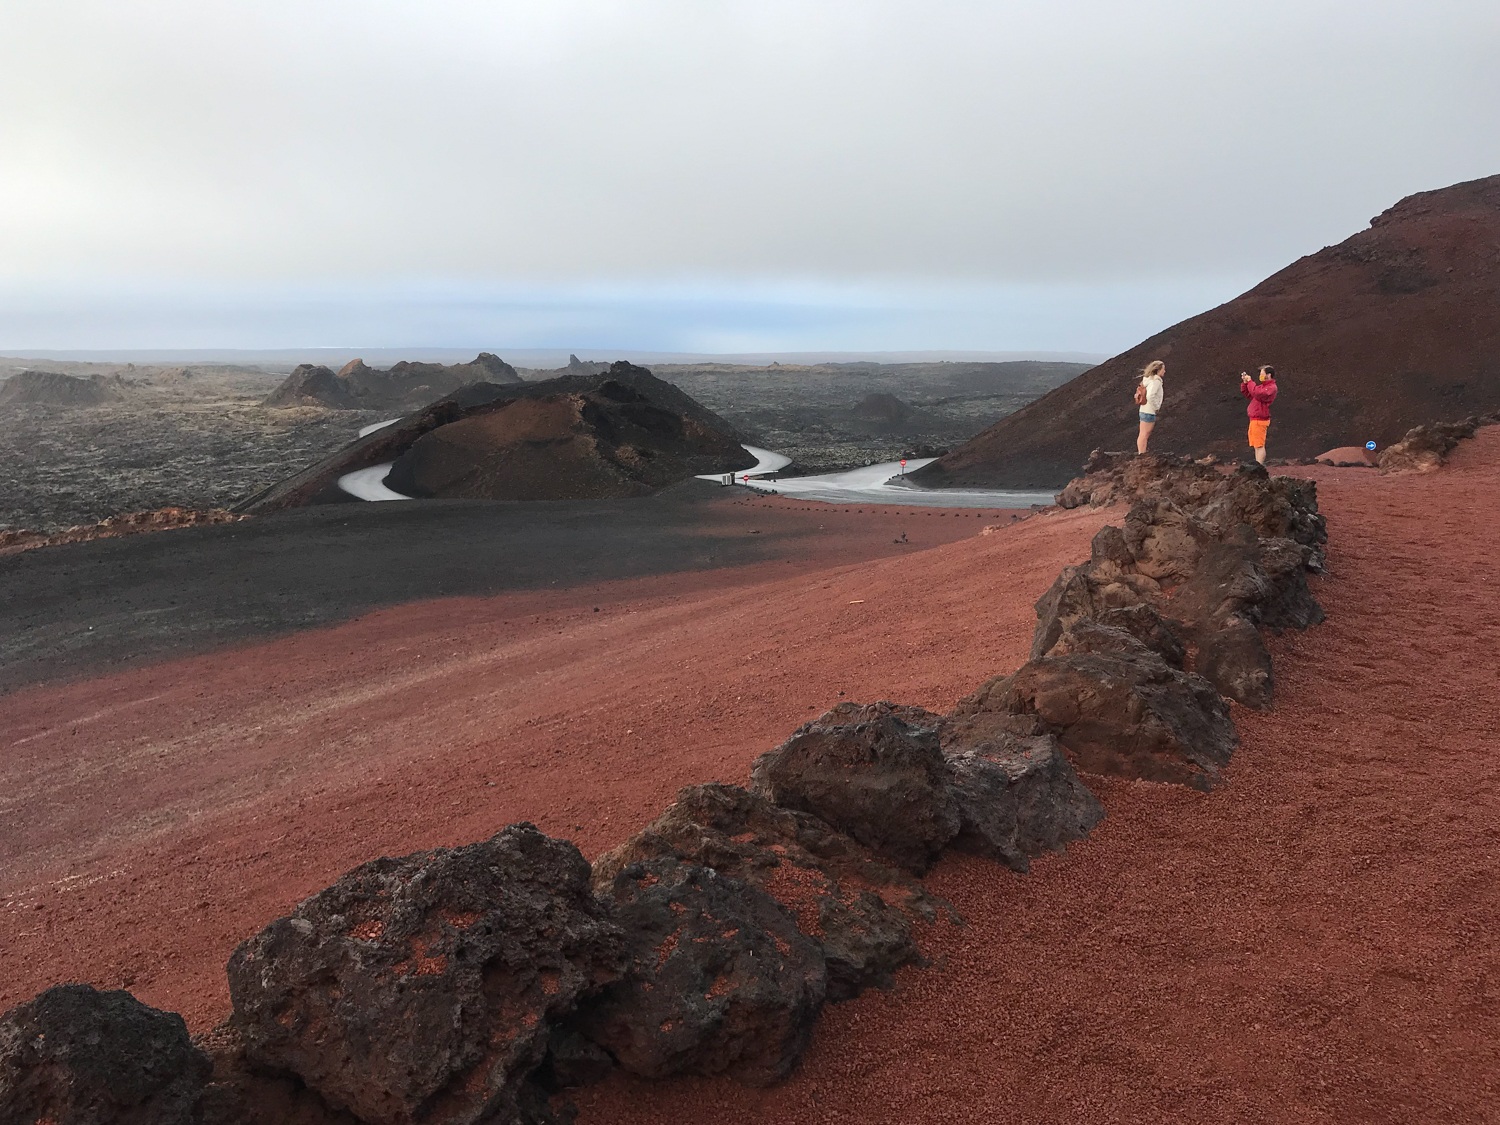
[0,500,1103,1029]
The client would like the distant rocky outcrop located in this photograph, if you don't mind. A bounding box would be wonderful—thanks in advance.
[0,369,124,408]
[916,174,1500,488]
[835,392,944,436]
[240,361,755,512]
[261,353,522,411]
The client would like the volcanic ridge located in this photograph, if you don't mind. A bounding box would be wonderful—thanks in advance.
[262,353,523,411]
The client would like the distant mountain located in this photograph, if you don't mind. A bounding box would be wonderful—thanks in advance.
[240,361,753,512]
[0,370,123,408]
[915,174,1500,488]
[262,352,522,410]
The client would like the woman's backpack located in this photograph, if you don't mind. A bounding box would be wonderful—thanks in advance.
[1134,382,1149,407]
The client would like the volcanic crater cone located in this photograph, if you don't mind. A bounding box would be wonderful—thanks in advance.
[916,173,1500,488]
[240,361,755,511]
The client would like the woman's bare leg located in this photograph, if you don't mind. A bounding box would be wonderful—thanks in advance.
[1137,419,1154,454]
[1254,444,1267,465]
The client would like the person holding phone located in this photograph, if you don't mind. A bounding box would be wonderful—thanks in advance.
[1240,365,1278,464]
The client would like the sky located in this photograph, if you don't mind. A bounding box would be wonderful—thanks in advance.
[1,0,1496,355]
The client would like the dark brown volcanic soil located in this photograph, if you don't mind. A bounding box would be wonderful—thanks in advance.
[918,174,1500,487]
[3,432,1498,1123]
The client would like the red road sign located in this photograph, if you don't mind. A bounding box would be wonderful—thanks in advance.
[900,459,907,468]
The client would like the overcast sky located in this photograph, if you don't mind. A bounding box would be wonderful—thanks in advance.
[1,0,1496,354]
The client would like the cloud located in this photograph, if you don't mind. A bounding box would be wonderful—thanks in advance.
[0,0,1495,346]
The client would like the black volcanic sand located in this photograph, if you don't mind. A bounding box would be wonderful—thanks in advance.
[0,483,1010,695]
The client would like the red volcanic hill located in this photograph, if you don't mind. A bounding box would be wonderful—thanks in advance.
[914,174,1500,488]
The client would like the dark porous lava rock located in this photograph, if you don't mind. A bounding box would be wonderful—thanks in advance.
[750,701,960,874]
[1095,603,1187,668]
[193,1023,359,1125]
[1195,615,1275,710]
[958,620,1238,790]
[1052,455,1328,571]
[1122,498,1217,585]
[1253,536,1326,631]
[0,984,211,1125]
[1191,464,1328,565]
[579,859,826,1086]
[1029,559,1163,660]
[226,823,626,1125]
[534,1027,615,1093]
[939,712,1104,872]
[1049,477,1324,709]
[593,784,935,1001]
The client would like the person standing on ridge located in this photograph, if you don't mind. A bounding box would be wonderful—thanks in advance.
[1240,365,1278,464]
[1136,360,1165,454]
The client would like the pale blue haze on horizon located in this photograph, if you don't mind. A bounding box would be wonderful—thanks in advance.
[1,0,1496,354]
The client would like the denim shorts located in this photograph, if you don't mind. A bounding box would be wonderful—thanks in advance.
[1139,411,1157,423]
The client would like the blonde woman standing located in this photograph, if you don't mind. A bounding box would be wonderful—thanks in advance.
[1136,360,1165,453]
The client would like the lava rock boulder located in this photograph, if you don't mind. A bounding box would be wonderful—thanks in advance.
[226,823,626,1125]
[939,712,1104,871]
[578,859,826,1086]
[960,620,1238,790]
[593,783,935,1001]
[751,702,960,874]
[0,984,211,1125]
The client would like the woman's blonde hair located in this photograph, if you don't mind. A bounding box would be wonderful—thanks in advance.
[1142,360,1165,380]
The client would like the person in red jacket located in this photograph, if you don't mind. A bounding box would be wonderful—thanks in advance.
[1240,365,1278,464]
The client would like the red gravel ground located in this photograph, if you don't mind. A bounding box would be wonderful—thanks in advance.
[4,432,1500,1123]
[0,498,1079,1026]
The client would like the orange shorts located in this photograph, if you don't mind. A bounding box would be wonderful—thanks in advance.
[1248,418,1270,448]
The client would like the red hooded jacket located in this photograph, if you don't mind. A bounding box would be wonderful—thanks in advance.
[1242,377,1277,420]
